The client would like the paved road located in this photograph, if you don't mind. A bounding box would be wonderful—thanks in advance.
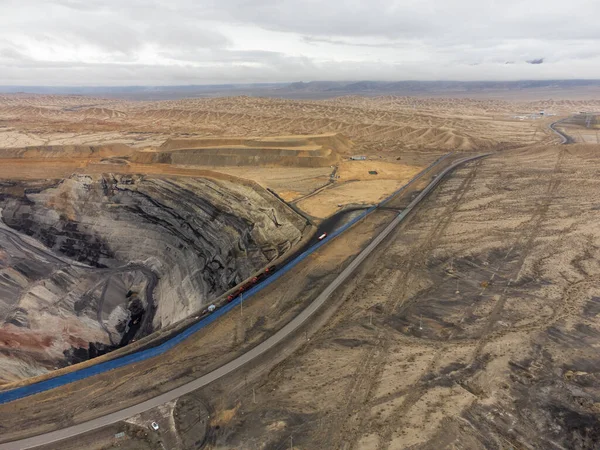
[549,118,575,144]
[0,153,487,450]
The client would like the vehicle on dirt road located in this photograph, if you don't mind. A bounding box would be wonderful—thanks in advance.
[226,265,278,302]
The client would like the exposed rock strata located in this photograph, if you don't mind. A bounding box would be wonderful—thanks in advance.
[0,174,304,383]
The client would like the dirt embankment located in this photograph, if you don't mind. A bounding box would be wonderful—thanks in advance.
[132,134,348,168]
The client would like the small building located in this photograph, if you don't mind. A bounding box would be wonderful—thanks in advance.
[350,155,367,160]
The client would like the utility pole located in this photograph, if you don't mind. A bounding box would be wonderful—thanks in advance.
[253,388,256,404]
[290,435,293,450]
[369,311,373,326]
[419,314,423,330]
[240,292,243,317]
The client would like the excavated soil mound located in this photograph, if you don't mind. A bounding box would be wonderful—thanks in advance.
[132,134,348,167]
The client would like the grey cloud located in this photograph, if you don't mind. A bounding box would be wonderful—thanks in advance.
[62,24,143,55]
[51,0,104,11]
[3,56,600,86]
[214,0,434,39]
[302,36,416,49]
[0,59,315,85]
[212,0,600,41]
[150,24,232,50]
[1,0,600,84]
[0,47,29,61]
[155,49,287,65]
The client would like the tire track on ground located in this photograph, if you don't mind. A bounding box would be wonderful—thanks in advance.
[376,149,566,450]
[470,148,565,361]
[390,160,481,314]
[324,162,482,450]
[373,162,481,450]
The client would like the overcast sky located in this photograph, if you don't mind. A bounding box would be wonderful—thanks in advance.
[1,0,599,85]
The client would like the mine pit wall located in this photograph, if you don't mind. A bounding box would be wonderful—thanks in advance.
[0,135,347,169]
[0,144,135,159]
[144,134,350,167]
[132,148,338,168]
[159,134,353,153]
[0,173,305,381]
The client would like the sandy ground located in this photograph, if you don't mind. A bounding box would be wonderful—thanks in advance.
[0,94,584,219]
[34,422,163,450]
[336,160,423,181]
[0,157,427,220]
[297,161,424,218]
[22,142,600,449]
[298,180,404,218]
[190,166,334,200]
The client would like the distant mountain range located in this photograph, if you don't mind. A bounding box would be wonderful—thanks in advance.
[2,79,600,100]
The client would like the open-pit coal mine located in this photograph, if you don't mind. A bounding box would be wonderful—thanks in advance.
[0,174,305,383]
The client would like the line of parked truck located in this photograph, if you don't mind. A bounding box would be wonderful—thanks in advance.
[201,265,278,316]
[226,265,277,302]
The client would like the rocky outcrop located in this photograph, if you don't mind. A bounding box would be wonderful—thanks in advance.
[0,174,304,383]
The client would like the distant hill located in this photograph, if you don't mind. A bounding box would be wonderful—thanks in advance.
[2,79,600,100]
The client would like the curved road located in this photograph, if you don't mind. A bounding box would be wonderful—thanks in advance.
[0,153,488,450]
[549,118,575,144]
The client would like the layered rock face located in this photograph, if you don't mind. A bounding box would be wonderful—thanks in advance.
[0,175,304,383]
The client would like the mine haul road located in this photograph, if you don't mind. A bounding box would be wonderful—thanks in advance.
[0,153,488,450]
[549,118,575,144]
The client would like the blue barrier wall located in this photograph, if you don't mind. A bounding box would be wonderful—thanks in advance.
[0,152,452,404]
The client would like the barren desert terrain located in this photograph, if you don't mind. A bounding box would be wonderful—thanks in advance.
[1,93,600,449]
[0,94,568,153]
